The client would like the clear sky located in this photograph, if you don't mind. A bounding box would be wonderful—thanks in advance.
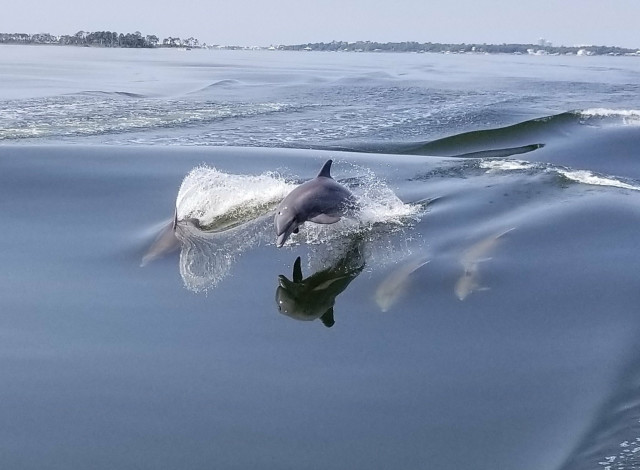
[2,0,639,49]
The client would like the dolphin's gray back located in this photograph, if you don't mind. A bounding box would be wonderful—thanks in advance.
[297,177,353,217]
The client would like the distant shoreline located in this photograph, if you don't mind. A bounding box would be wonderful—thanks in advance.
[278,41,640,57]
[0,31,205,49]
[1,31,639,56]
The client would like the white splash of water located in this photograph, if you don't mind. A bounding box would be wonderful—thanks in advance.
[176,165,296,230]
[176,218,271,293]
[290,163,422,246]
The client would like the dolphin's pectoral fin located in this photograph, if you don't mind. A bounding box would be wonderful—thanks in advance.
[312,276,349,291]
[409,259,430,275]
[293,257,303,283]
[320,308,335,328]
[308,213,341,224]
[293,227,299,234]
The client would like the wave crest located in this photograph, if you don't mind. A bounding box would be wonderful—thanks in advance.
[479,158,640,192]
[578,108,640,126]
[556,169,640,191]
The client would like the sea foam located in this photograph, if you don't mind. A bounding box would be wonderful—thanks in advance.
[579,108,640,126]
[556,169,640,191]
[480,159,537,172]
[479,157,640,192]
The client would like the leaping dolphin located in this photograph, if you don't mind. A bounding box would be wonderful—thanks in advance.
[274,159,355,247]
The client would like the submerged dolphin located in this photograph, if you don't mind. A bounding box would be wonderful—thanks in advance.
[454,227,515,300]
[141,209,204,267]
[275,241,364,327]
[140,210,180,267]
[274,159,355,247]
[374,256,430,312]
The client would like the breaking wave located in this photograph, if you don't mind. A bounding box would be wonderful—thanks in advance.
[480,158,640,192]
[579,108,640,125]
[556,169,640,191]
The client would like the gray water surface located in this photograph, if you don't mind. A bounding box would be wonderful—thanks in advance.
[1,48,640,470]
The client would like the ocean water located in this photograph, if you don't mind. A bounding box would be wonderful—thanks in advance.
[2,45,640,469]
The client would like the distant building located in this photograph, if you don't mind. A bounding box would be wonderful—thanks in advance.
[538,38,552,47]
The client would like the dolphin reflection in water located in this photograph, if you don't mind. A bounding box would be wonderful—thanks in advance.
[454,227,515,301]
[276,240,365,327]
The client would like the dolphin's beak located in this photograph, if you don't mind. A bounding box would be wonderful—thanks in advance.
[278,275,292,289]
[276,221,297,247]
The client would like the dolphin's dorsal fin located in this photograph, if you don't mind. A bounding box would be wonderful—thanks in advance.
[293,256,303,282]
[320,308,335,328]
[172,208,178,231]
[317,159,333,179]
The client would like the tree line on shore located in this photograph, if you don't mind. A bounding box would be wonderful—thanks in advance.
[280,40,640,56]
[0,31,204,48]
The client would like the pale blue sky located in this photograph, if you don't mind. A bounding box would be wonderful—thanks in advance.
[2,0,639,48]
